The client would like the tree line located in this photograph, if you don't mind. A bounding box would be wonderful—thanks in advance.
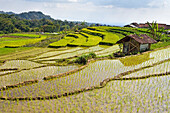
[0,14,88,34]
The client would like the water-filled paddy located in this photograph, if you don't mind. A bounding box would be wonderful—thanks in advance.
[0,65,78,87]
[0,76,169,113]
[37,46,104,61]
[0,71,15,75]
[32,47,82,59]
[0,60,44,70]
[1,52,169,98]
[0,48,54,61]
[95,45,119,56]
[0,47,169,112]
[122,61,170,78]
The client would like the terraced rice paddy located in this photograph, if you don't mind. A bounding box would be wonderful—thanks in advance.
[0,75,169,112]
[49,27,121,47]
[0,30,169,112]
[0,36,47,48]
[31,47,82,60]
[0,48,55,61]
[95,45,119,56]
[0,65,78,87]
[0,60,44,70]
[1,48,169,99]
[35,46,104,61]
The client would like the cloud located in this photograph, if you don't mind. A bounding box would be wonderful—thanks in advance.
[0,0,170,25]
[68,0,78,2]
[24,0,79,3]
[24,0,153,8]
[147,0,170,8]
[80,0,154,8]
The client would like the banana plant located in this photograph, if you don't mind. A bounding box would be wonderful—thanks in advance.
[147,21,157,40]
[147,21,166,41]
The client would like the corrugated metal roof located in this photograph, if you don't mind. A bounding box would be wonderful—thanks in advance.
[117,34,157,44]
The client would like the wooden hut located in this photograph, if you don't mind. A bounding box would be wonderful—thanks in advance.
[116,34,157,54]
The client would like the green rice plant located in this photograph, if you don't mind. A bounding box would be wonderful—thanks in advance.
[87,26,108,32]
[9,33,41,38]
[119,53,151,66]
[0,36,47,48]
[49,36,75,47]
[68,34,87,46]
[0,65,78,87]
[122,61,169,78]
[0,60,44,70]
[95,45,119,57]
[33,47,82,59]
[0,34,4,36]
[0,47,33,56]
[37,46,103,60]
[81,28,120,45]
[0,48,54,61]
[81,28,105,38]
[99,33,120,45]
[151,41,170,50]
[79,32,89,38]
[0,37,24,42]
[79,32,102,46]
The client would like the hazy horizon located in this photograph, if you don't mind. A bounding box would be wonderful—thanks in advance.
[0,0,170,25]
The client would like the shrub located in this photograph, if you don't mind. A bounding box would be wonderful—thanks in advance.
[0,31,4,34]
[75,52,97,64]
[76,55,88,65]
[89,52,96,58]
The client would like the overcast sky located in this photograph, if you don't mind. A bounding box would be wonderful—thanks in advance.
[0,0,170,25]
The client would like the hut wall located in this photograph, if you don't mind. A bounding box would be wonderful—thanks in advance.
[123,42,129,53]
[140,44,149,51]
[129,38,140,52]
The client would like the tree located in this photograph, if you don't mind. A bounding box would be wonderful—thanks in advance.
[147,21,165,41]
[41,25,56,32]
[147,21,157,40]
[54,24,60,32]
[157,27,165,41]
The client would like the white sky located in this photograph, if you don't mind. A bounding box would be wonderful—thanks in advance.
[0,0,170,25]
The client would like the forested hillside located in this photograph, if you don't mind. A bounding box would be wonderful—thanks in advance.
[0,11,88,34]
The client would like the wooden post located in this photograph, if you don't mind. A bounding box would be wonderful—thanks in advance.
[148,44,151,50]
[138,43,140,52]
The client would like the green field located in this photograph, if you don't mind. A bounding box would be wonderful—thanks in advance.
[0,26,169,112]
[49,36,75,47]
[48,27,121,47]
[0,47,33,56]
[0,34,47,48]
[9,33,41,38]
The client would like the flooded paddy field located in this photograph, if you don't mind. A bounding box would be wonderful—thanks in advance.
[0,75,169,113]
[0,47,169,112]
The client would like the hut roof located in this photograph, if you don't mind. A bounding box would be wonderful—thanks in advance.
[116,34,157,44]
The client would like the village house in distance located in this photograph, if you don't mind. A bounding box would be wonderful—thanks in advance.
[124,22,170,29]
[116,34,157,54]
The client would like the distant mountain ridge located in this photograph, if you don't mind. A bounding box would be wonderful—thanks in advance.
[0,11,54,20]
[0,11,15,15]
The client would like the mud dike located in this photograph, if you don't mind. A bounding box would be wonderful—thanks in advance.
[0,58,169,101]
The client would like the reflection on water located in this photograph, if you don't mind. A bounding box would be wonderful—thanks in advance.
[119,48,170,66]
[119,53,151,66]
[1,48,170,98]
[0,60,44,70]
[0,65,78,87]
[0,76,169,113]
